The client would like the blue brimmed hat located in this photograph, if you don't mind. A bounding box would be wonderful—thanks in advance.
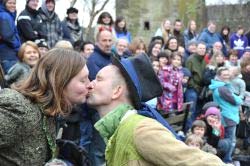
[111,53,163,109]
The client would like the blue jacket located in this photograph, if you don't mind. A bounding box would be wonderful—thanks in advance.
[198,28,220,49]
[0,3,20,61]
[87,46,112,81]
[115,31,132,43]
[209,79,242,125]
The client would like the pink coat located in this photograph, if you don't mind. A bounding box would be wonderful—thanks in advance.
[157,65,183,113]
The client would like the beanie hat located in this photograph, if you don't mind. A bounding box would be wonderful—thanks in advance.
[181,67,192,77]
[202,101,219,112]
[187,40,197,47]
[67,7,78,15]
[205,107,221,119]
[35,39,48,49]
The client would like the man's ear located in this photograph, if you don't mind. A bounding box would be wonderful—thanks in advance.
[112,85,124,100]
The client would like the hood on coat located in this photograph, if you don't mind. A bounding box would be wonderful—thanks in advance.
[0,2,16,18]
[40,0,55,19]
[209,79,226,90]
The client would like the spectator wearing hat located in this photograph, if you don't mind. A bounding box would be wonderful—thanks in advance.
[86,53,228,166]
[17,0,46,43]
[62,7,83,45]
[209,67,243,163]
[230,25,248,58]
[38,0,63,48]
[204,107,231,162]
[35,39,49,57]
[0,0,21,74]
[181,67,191,93]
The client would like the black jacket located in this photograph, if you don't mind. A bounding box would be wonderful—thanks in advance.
[17,5,46,43]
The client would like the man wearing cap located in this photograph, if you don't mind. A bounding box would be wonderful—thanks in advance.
[87,54,229,166]
[17,0,46,43]
[62,7,83,45]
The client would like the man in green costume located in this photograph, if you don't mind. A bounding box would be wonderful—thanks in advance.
[87,54,230,166]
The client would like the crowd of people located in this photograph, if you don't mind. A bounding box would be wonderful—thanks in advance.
[1,0,250,165]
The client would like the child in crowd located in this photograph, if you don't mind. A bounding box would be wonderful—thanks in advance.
[204,107,231,162]
[5,41,41,85]
[129,37,147,56]
[230,66,246,99]
[157,51,170,69]
[185,134,204,149]
[158,52,183,113]
[94,12,114,40]
[224,49,241,67]
[181,67,192,93]
[190,120,217,155]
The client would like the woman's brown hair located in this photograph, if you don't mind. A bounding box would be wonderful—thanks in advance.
[129,37,147,55]
[241,56,250,73]
[13,48,86,116]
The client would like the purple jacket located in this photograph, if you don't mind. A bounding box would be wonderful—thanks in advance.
[230,33,248,58]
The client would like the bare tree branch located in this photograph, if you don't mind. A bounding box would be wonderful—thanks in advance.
[70,0,78,7]
[94,0,110,15]
[85,0,110,40]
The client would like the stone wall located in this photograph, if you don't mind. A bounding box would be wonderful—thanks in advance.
[206,3,250,33]
[116,0,250,44]
[116,0,203,44]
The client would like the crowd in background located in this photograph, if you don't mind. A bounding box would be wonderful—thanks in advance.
[1,0,250,165]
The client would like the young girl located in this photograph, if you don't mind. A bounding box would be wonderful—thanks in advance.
[5,41,41,85]
[94,11,114,40]
[190,120,217,155]
[158,52,183,113]
[129,37,147,56]
[157,50,170,69]
[147,41,162,61]
[204,107,231,162]
[114,16,132,43]
[185,134,204,149]
[224,49,240,67]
